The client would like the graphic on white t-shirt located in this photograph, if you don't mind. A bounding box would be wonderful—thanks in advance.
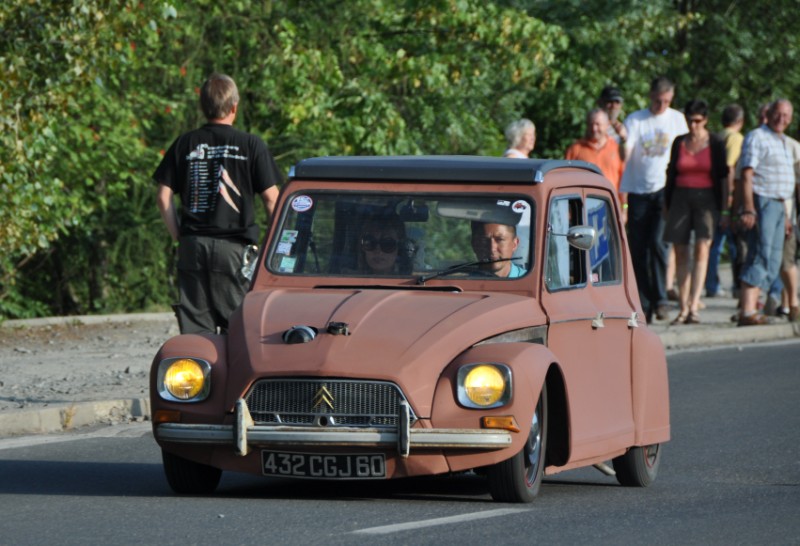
[640,128,673,157]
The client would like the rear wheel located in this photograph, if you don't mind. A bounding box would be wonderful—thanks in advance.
[487,385,547,503]
[162,449,222,494]
[612,443,661,487]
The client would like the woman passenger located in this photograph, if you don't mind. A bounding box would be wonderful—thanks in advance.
[359,213,407,275]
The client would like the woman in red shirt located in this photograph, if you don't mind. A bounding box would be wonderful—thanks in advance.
[663,100,729,324]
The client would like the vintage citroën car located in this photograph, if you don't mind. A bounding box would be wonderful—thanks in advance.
[150,156,670,502]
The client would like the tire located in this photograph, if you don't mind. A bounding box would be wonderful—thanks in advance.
[487,385,547,503]
[612,443,661,487]
[162,449,222,495]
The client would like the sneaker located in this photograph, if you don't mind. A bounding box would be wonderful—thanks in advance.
[737,313,772,327]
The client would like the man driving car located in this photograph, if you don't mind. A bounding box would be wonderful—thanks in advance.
[470,221,525,278]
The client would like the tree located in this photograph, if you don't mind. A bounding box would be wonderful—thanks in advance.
[0,1,183,315]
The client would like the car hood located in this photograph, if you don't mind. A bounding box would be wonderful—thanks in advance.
[226,288,545,417]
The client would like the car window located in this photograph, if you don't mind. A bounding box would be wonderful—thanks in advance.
[586,196,621,285]
[267,192,534,280]
[545,196,585,290]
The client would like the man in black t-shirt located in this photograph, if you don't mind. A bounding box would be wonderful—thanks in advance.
[154,73,281,334]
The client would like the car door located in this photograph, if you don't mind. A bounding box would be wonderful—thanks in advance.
[540,188,635,463]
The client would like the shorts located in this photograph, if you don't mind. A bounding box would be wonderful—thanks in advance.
[663,188,718,244]
[739,194,785,291]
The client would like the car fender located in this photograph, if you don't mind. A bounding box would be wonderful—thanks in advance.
[150,333,230,433]
[429,342,561,472]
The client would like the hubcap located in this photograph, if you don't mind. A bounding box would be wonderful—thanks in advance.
[524,398,543,485]
[643,444,659,468]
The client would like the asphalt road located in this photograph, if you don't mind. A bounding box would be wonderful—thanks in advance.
[1,341,798,546]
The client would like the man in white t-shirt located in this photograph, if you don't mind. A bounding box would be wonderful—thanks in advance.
[620,76,689,323]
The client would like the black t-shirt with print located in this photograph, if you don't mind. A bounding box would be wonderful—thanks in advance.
[153,123,282,243]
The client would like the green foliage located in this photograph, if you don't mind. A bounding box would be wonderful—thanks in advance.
[0,0,182,316]
[1,0,798,318]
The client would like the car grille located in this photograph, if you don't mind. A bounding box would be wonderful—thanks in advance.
[245,378,414,428]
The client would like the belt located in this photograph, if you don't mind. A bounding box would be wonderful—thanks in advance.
[755,194,787,203]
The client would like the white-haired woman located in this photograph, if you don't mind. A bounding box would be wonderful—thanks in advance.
[503,118,536,158]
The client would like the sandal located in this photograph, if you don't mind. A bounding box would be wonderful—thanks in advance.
[737,313,771,327]
[670,314,687,325]
[686,312,701,324]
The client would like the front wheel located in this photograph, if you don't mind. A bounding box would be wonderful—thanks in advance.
[612,443,661,487]
[487,385,547,503]
[162,449,222,494]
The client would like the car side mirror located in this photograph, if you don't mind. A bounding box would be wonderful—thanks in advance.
[565,226,596,251]
[550,225,597,251]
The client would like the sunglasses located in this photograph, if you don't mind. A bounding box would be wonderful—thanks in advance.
[361,235,399,253]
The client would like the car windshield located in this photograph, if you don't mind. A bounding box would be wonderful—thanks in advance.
[267,191,534,280]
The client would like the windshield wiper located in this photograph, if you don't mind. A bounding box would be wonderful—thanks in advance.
[416,257,521,285]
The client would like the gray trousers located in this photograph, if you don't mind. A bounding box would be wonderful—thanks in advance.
[175,235,249,334]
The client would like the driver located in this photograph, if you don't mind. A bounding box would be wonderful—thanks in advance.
[470,221,525,278]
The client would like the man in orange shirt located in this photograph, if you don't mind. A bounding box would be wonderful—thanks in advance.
[565,108,627,222]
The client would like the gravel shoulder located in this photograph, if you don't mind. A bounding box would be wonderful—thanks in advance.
[0,318,177,416]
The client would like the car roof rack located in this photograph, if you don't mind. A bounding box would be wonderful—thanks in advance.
[288,155,601,184]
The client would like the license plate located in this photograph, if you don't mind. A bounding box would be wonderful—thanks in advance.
[261,450,386,479]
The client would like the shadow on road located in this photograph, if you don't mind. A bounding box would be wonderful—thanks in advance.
[0,460,167,496]
[0,458,613,502]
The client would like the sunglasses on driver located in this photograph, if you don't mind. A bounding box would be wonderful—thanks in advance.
[361,235,399,253]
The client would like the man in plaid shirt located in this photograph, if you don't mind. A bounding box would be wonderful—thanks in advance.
[736,99,796,326]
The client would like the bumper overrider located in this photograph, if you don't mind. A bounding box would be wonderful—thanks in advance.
[156,399,513,457]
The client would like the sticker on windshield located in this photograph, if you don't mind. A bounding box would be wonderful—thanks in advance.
[512,200,529,213]
[496,200,511,207]
[278,256,297,273]
[276,230,298,255]
[291,195,313,212]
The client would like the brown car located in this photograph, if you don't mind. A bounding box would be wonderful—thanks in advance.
[150,156,670,502]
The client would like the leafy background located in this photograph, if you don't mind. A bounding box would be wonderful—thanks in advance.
[1,0,798,318]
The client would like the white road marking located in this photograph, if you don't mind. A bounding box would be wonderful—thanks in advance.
[351,507,530,535]
[0,422,151,451]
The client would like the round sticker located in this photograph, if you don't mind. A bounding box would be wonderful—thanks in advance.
[291,195,313,212]
[512,200,529,213]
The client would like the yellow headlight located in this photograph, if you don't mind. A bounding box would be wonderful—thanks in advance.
[463,365,506,406]
[164,359,206,400]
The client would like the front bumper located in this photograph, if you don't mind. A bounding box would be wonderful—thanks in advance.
[155,399,513,457]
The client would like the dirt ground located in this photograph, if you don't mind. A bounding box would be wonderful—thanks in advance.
[0,318,178,415]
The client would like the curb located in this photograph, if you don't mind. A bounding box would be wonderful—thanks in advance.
[658,322,800,350]
[0,399,150,437]
[1,312,174,329]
